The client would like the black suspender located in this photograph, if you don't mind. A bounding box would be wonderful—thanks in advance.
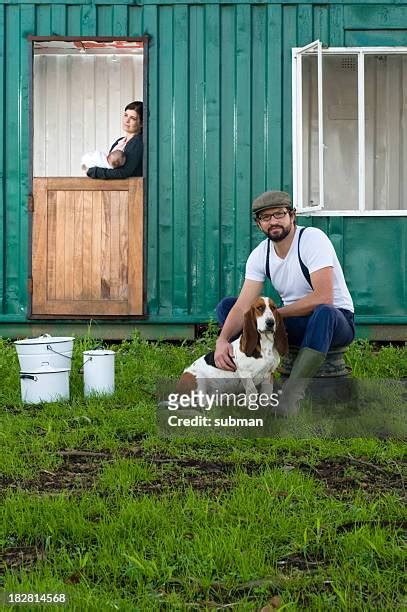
[297,227,313,288]
[265,227,313,288]
[265,237,271,281]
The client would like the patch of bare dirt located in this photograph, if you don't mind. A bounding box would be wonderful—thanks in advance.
[131,456,259,495]
[1,450,114,494]
[1,447,405,500]
[298,455,406,498]
[161,555,325,608]
[0,448,260,495]
[0,546,45,575]
[277,552,324,572]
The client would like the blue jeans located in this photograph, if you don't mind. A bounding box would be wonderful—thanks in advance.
[216,297,355,354]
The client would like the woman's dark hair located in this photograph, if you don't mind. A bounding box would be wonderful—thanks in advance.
[125,101,143,124]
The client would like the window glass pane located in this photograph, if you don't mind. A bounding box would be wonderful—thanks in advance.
[323,56,358,210]
[301,55,319,209]
[365,55,407,211]
[302,54,358,210]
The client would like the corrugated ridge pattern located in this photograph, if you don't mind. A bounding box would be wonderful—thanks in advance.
[0,3,406,323]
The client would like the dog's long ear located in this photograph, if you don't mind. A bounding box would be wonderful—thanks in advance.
[274,309,289,355]
[240,307,261,357]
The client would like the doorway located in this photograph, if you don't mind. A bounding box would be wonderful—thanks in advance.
[29,38,147,318]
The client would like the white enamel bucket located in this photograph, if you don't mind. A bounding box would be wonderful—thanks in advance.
[83,350,115,397]
[20,367,70,404]
[14,334,74,371]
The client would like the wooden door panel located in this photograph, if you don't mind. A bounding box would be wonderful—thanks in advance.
[31,177,143,317]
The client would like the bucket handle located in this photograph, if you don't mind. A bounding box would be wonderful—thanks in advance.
[81,345,105,372]
[20,374,38,381]
[46,344,72,360]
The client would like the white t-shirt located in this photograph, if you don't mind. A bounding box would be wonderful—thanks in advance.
[245,226,354,312]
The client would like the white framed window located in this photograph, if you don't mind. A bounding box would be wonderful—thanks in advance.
[292,44,407,215]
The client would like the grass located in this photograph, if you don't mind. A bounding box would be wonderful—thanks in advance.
[0,334,406,610]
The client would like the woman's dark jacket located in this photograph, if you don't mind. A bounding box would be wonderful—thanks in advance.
[87,132,143,179]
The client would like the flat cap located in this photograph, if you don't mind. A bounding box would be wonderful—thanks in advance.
[252,191,292,216]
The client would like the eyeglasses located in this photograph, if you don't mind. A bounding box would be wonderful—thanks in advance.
[257,210,289,222]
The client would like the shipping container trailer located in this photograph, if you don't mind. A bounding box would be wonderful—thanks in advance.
[0,1,406,340]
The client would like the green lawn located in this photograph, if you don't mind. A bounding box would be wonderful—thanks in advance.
[0,335,406,610]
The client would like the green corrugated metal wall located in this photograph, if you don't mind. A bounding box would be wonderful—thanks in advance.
[0,1,406,333]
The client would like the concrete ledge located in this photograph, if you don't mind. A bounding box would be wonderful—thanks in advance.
[355,325,407,342]
[0,323,196,341]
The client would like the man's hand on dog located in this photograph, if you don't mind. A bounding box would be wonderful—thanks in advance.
[214,338,236,371]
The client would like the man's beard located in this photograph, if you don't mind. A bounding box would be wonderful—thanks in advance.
[266,225,291,242]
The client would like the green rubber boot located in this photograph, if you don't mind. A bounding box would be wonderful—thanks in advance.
[275,347,326,416]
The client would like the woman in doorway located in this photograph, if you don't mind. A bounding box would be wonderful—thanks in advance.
[87,101,143,179]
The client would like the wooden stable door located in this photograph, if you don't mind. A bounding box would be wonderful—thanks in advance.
[31,178,143,317]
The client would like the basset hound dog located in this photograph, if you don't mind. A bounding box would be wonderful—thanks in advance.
[176,297,288,401]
